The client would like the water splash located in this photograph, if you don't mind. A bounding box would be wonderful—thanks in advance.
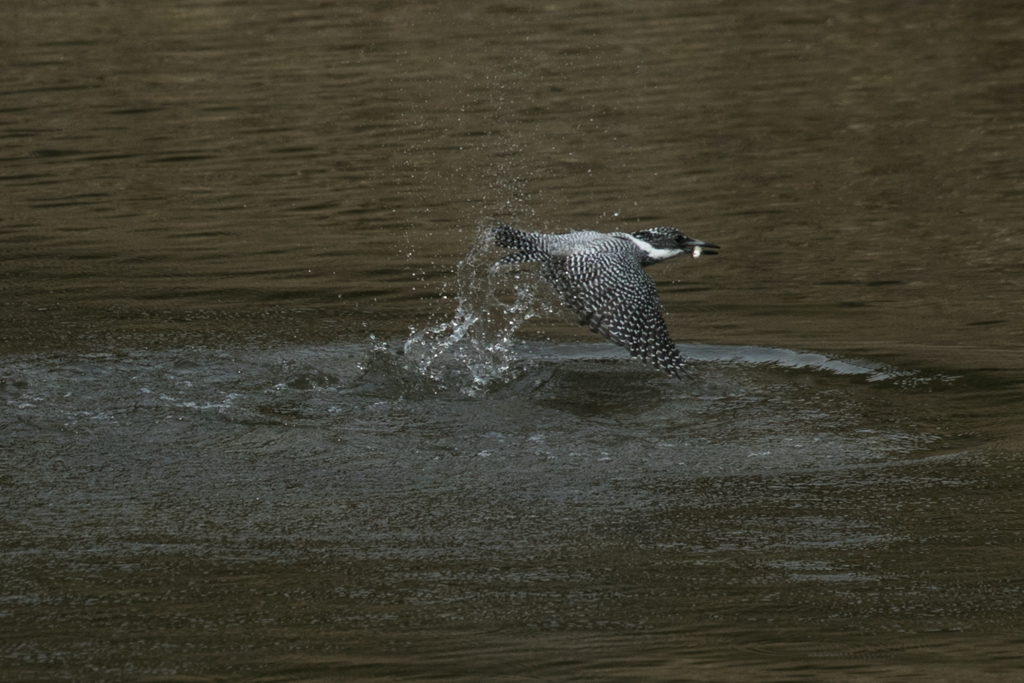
[400,224,549,395]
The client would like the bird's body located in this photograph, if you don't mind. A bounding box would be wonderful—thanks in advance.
[491,223,719,378]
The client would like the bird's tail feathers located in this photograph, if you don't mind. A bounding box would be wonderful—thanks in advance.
[495,251,540,266]
[490,223,545,262]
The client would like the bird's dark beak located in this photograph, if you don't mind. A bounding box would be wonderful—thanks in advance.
[685,238,719,257]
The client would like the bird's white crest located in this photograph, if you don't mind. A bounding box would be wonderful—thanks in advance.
[625,234,683,261]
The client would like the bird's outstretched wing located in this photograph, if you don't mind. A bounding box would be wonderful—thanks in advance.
[542,252,690,378]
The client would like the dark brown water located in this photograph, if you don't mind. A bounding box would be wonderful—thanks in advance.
[3,1,1024,681]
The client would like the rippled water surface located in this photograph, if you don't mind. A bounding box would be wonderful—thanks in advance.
[3,1,1024,681]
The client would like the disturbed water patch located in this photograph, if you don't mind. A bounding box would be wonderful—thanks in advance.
[1,340,962,487]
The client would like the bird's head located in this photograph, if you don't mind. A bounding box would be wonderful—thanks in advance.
[629,227,720,263]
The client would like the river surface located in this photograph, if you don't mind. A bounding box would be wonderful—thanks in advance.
[3,1,1024,681]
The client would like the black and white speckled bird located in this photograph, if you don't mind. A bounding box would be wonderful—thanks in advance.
[491,222,719,379]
